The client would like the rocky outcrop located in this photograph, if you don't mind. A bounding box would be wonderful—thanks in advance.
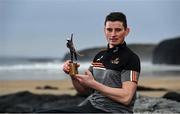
[0,91,180,113]
[153,37,180,65]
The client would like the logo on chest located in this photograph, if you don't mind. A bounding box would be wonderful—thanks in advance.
[111,57,120,64]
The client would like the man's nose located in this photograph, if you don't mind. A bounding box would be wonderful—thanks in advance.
[111,30,116,36]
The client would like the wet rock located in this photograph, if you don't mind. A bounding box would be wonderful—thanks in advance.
[163,91,180,102]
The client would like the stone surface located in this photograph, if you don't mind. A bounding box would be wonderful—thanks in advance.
[134,94,180,113]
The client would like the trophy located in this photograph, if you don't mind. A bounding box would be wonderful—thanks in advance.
[66,33,79,76]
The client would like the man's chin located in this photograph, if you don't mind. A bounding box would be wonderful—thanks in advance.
[110,42,120,46]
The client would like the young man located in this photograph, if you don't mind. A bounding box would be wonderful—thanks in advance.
[49,12,140,113]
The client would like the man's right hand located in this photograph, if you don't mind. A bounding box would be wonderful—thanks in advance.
[63,60,89,94]
[63,60,71,74]
[63,60,80,75]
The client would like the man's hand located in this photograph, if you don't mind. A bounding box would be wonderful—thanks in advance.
[75,70,95,88]
[63,60,80,75]
[63,60,89,94]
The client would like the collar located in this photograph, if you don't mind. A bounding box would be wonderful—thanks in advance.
[107,42,126,53]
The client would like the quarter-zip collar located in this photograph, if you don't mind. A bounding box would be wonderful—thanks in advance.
[107,42,126,53]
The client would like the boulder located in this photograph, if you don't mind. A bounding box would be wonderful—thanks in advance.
[163,91,180,102]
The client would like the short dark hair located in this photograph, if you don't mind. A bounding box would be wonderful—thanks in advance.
[104,12,127,29]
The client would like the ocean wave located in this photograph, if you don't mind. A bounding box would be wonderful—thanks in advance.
[0,63,62,71]
[0,61,180,73]
[0,62,91,71]
[0,61,180,80]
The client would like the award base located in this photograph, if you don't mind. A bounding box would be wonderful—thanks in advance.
[69,63,78,76]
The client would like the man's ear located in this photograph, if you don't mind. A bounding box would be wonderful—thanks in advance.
[104,27,106,34]
[125,27,130,36]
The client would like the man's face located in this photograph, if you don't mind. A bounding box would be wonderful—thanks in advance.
[104,21,129,48]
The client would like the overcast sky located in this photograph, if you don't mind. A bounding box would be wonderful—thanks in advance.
[0,0,180,58]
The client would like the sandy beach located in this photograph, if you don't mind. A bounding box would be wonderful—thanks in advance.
[0,76,180,97]
[138,76,180,97]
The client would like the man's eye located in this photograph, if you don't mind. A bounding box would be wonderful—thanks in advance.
[107,28,112,32]
[115,28,122,32]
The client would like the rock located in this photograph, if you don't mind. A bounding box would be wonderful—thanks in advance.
[0,91,85,112]
[0,91,180,113]
[137,86,167,91]
[36,85,58,90]
[134,94,180,113]
[153,37,180,65]
[163,91,180,102]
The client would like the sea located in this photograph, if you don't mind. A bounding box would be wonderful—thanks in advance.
[0,57,180,80]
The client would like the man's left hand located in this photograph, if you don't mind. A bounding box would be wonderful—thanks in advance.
[75,70,95,88]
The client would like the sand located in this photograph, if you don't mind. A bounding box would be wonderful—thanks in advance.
[138,76,180,97]
[0,80,76,96]
[0,76,180,97]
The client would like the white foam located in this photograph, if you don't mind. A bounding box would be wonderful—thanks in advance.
[0,62,62,71]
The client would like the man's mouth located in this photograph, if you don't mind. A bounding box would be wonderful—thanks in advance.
[110,38,118,42]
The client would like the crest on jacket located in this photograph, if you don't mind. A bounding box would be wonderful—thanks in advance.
[111,57,120,64]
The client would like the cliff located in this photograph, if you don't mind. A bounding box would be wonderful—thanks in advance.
[153,37,180,65]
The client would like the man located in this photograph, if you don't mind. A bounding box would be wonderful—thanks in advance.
[63,12,141,113]
[46,12,140,113]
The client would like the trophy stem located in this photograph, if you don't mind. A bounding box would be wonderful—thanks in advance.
[69,63,78,76]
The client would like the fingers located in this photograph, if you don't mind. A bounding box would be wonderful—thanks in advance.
[63,60,71,74]
[77,63,80,67]
[75,70,91,79]
[85,70,91,75]
[75,74,83,78]
[62,60,80,74]
[74,74,83,82]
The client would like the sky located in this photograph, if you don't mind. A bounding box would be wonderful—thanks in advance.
[0,0,180,58]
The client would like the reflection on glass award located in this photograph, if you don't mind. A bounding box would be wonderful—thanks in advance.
[66,33,79,76]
